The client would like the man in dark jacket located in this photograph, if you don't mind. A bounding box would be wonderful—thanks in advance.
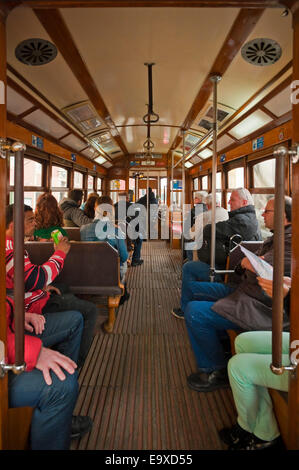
[172,188,262,318]
[184,196,292,393]
[59,189,93,227]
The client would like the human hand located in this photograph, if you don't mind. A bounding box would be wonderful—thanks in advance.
[55,237,71,254]
[25,312,46,335]
[257,276,291,298]
[35,347,77,385]
[44,285,61,296]
[241,257,255,272]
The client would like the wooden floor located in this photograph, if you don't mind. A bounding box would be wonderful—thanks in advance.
[71,241,236,450]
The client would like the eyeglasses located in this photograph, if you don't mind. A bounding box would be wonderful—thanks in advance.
[262,209,274,214]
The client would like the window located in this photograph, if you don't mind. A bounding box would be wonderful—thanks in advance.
[253,159,276,188]
[193,178,199,191]
[52,191,67,203]
[52,165,68,188]
[74,171,83,189]
[252,194,274,239]
[160,177,167,204]
[87,175,94,190]
[228,167,244,189]
[110,179,125,202]
[9,157,44,210]
[201,175,208,190]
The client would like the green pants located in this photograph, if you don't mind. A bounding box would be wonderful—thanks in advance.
[228,331,290,442]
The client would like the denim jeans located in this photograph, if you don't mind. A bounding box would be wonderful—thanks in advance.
[185,300,240,372]
[181,260,225,311]
[132,236,143,262]
[43,292,98,367]
[9,310,83,450]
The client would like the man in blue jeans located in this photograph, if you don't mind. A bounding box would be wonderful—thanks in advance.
[182,197,292,393]
[172,188,261,319]
[7,298,92,450]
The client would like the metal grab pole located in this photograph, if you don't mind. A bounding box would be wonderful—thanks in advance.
[13,142,26,368]
[146,167,149,240]
[182,130,186,261]
[209,74,222,283]
[270,146,287,374]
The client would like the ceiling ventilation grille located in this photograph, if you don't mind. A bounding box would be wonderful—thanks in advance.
[241,38,282,66]
[15,38,57,66]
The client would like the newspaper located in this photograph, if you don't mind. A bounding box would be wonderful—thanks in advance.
[240,245,273,280]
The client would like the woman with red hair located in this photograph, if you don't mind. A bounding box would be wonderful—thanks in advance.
[34,192,68,241]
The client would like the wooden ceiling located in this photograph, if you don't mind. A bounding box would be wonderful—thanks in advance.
[2,1,295,170]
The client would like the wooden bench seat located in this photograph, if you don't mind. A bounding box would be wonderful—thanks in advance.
[25,241,124,333]
[63,226,81,241]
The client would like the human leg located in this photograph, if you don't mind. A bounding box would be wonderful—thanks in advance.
[132,236,143,263]
[43,294,98,367]
[9,368,78,450]
[185,301,240,372]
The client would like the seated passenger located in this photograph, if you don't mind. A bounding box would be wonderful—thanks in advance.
[6,296,92,450]
[59,189,93,227]
[184,191,208,262]
[187,193,229,254]
[172,188,262,319]
[219,276,291,450]
[34,192,69,241]
[80,196,128,282]
[6,204,98,368]
[83,193,100,219]
[183,196,292,393]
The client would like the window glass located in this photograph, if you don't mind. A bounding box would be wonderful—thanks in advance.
[24,191,43,210]
[87,175,94,190]
[201,176,208,190]
[129,178,135,190]
[110,179,125,190]
[193,178,199,191]
[10,157,42,187]
[110,191,118,204]
[252,193,274,240]
[228,167,244,189]
[216,172,222,190]
[97,178,102,190]
[52,165,68,188]
[74,171,83,189]
[253,159,276,188]
[52,191,68,203]
[160,178,167,204]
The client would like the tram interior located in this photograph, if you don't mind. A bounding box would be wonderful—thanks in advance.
[1,1,298,451]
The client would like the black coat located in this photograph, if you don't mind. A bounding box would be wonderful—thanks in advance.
[197,204,262,268]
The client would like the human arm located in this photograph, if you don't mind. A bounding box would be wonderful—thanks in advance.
[69,207,93,227]
[257,276,291,298]
[35,347,77,385]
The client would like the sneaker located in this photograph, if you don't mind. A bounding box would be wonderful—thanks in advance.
[131,259,144,266]
[71,415,93,439]
[171,308,184,319]
[229,434,281,451]
[187,369,230,392]
[219,423,252,446]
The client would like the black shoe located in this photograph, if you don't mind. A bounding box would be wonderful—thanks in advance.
[171,307,184,319]
[219,423,252,446]
[229,433,281,451]
[71,415,93,440]
[187,369,230,392]
[131,259,144,266]
[119,285,130,305]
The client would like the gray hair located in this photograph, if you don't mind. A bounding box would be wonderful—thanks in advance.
[194,191,208,203]
[234,188,254,206]
[205,193,221,207]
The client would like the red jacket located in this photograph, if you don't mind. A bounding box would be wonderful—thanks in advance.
[6,237,66,314]
[6,298,42,371]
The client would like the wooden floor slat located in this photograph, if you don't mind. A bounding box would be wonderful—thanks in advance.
[71,241,236,450]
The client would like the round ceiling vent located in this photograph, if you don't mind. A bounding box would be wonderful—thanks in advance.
[241,38,282,66]
[15,38,57,66]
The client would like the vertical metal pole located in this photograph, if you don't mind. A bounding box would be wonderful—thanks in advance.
[182,130,186,261]
[209,74,222,282]
[13,144,26,367]
[146,167,149,240]
[271,146,287,372]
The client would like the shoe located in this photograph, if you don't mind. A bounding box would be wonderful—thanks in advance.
[171,308,184,319]
[229,433,281,451]
[71,415,93,439]
[119,285,130,305]
[219,423,252,446]
[187,369,230,392]
[131,259,144,266]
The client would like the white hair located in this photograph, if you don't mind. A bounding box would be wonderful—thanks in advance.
[205,193,221,207]
[194,191,208,203]
[234,188,254,206]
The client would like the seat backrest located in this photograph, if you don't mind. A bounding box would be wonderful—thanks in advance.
[63,227,81,241]
[63,218,78,227]
[25,241,120,289]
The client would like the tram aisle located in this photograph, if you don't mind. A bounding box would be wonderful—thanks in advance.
[71,241,236,450]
